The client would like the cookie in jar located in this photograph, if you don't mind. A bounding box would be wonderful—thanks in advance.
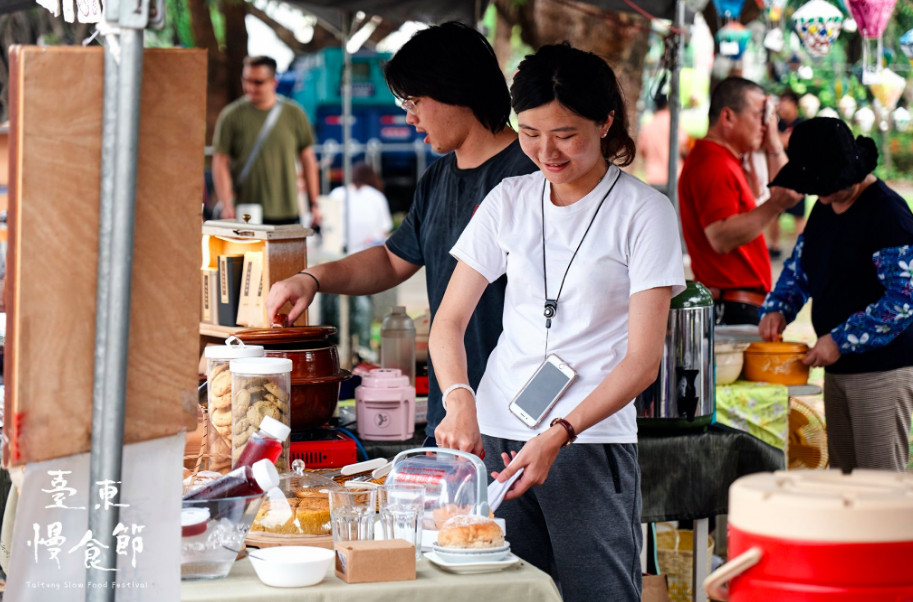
[203,338,264,472]
[229,357,292,473]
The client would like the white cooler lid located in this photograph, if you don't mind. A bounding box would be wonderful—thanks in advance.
[729,469,913,542]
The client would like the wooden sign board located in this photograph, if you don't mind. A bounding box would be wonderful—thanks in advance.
[3,46,206,466]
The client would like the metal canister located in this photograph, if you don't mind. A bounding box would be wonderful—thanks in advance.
[635,281,715,428]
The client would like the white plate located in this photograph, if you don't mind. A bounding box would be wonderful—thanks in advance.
[431,542,510,563]
[425,551,521,574]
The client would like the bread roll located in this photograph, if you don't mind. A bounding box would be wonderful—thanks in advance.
[437,514,504,549]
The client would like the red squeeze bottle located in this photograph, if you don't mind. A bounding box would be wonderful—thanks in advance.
[234,416,291,469]
[182,458,279,501]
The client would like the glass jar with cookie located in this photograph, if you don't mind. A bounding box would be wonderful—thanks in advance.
[204,338,264,473]
[229,357,293,473]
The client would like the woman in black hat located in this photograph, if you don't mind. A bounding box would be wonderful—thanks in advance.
[759,116,913,472]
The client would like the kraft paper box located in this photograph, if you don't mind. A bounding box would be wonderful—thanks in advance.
[334,540,415,583]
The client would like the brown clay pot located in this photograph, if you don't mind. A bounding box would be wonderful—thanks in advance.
[265,346,340,380]
[290,373,351,429]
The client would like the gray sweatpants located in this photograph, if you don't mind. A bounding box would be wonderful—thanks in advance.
[482,435,642,602]
[824,367,913,472]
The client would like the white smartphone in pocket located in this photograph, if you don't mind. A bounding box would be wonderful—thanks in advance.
[508,354,577,428]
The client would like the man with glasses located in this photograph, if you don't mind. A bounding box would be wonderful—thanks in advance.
[678,76,801,325]
[212,55,321,227]
[266,22,536,445]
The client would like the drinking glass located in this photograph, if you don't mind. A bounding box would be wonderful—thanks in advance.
[328,488,377,544]
[379,483,425,559]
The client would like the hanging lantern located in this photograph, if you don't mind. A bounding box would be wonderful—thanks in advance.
[713,0,748,19]
[764,28,785,52]
[817,107,840,118]
[800,93,822,117]
[716,22,752,58]
[838,95,858,119]
[893,107,912,132]
[792,0,844,57]
[900,28,913,69]
[846,0,898,83]
[769,0,789,21]
[855,106,876,133]
[867,68,906,111]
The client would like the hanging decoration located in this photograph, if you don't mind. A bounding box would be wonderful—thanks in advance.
[817,107,840,119]
[838,95,858,119]
[900,29,913,69]
[769,0,789,21]
[792,0,844,57]
[855,106,876,134]
[800,93,822,117]
[893,107,911,133]
[716,22,753,58]
[867,68,906,112]
[846,0,898,83]
[764,28,785,52]
[713,0,748,19]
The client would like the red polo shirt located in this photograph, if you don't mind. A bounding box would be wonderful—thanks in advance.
[678,139,772,292]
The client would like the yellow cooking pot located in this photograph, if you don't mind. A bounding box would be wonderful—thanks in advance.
[743,341,810,385]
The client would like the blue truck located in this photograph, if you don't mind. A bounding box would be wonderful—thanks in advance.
[279,47,438,213]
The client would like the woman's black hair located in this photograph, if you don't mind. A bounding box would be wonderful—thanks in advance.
[383,22,511,134]
[510,43,635,166]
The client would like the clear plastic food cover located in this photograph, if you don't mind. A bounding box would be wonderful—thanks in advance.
[387,448,491,531]
[249,459,343,538]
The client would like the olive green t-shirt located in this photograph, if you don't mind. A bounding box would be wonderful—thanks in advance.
[212,96,316,221]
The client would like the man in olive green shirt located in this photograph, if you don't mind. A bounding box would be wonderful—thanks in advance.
[212,55,321,226]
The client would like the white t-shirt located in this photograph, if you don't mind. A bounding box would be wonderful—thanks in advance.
[451,167,686,444]
[328,184,393,253]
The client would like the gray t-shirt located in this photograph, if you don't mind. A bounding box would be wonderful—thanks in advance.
[386,138,537,437]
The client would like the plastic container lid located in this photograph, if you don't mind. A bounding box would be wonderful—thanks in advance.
[359,368,410,389]
[729,469,913,542]
[230,357,293,375]
[252,459,281,492]
[745,341,809,354]
[259,415,292,441]
[204,336,265,360]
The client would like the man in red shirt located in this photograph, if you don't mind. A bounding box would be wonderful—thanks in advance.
[678,77,802,324]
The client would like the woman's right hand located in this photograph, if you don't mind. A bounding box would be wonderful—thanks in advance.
[759,312,786,341]
[433,395,483,457]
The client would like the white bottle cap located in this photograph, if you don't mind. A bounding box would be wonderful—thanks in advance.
[251,459,280,492]
[258,415,291,442]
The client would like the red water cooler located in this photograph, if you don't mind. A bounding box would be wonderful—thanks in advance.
[704,469,913,601]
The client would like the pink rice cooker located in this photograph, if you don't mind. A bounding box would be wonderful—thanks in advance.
[355,368,415,441]
[704,469,913,601]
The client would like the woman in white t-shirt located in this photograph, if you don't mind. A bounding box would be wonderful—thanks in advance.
[428,44,685,601]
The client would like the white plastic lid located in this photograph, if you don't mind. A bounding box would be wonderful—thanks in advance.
[229,357,293,375]
[204,336,264,360]
[258,415,291,442]
[180,507,210,526]
[251,459,280,492]
[728,469,913,542]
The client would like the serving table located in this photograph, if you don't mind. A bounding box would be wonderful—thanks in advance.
[181,555,563,601]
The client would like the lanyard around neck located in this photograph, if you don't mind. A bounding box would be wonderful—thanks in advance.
[541,169,620,332]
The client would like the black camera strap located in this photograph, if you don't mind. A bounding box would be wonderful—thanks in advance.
[540,168,620,333]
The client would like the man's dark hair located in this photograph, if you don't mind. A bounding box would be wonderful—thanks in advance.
[778,88,800,106]
[243,56,278,76]
[383,22,511,134]
[511,43,636,167]
[708,76,764,126]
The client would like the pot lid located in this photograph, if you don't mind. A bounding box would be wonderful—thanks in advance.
[277,459,343,495]
[745,341,809,354]
[671,281,714,309]
[729,470,913,542]
[235,326,337,345]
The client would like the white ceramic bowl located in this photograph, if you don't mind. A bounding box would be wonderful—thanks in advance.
[248,546,335,588]
[431,542,511,563]
[715,341,750,385]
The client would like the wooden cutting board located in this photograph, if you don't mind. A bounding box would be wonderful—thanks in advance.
[3,46,206,466]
